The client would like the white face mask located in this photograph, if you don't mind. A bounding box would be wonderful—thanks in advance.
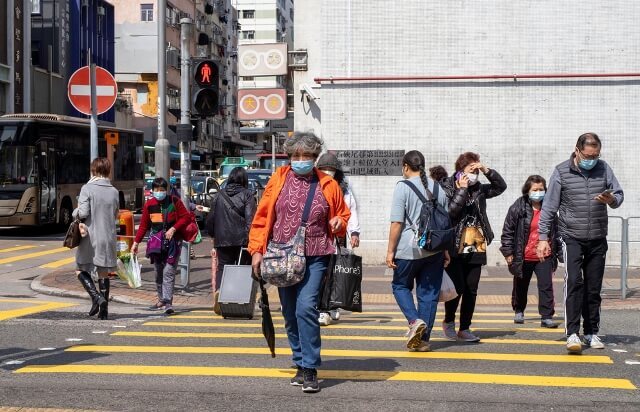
[322,169,336,178]
[466,173,479,184]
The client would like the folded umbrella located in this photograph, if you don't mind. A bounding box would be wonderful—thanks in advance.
[259,279,276,358]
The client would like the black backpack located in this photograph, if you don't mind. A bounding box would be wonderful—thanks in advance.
[400,180,454,252]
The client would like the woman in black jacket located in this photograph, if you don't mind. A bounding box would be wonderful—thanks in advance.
[206,167,257,314]
[440,152,507,342]
[500,175,561,328]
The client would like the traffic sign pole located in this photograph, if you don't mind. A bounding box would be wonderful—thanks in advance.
[90,60,98,162]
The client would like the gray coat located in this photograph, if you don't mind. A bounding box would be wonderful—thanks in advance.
[539,154,624,241]
[72,178,120,269]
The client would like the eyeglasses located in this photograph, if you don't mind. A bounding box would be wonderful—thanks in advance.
[577,150,600,161]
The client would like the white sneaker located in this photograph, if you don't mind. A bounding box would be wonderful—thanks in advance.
[442,321,457,341]
[457,329,481,343]
[318,312,332,326]
[329,309,340,321]
[584,334,605,349]
[409,341,431,352]
[405,319,427,349]
[566,333,583,353]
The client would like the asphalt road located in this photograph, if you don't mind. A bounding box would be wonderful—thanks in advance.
[1,227,639,411]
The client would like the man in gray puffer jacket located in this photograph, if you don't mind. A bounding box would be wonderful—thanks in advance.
[537,133,624,354]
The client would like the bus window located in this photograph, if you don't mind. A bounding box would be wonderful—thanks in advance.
[0,145,36,185]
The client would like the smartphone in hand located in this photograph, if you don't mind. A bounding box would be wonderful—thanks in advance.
[593,189,614,199]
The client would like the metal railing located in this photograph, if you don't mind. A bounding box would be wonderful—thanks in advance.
[603,216,639,299]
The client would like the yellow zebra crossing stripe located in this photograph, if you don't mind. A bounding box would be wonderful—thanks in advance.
[40,257,76,268]
[143,321,566,334]
[0,245,37,253]
[0,247,70,265]
[188,310,544,317]
[0,299,77,321]
[15,364,636,390]
[171,315,559,325]
[65,345,611,364]
[112,331,566,345]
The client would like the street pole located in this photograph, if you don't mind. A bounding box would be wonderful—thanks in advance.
[89,51,98,162]
[178,17,193,289]
[271,134,276,173]
[155,0,169,179]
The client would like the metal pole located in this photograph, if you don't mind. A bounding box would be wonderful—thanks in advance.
[178,17,193,289]
[621,218,629,300]
[23,0,31,113]
[271,134,276,173]
[155,0,170,179]
[89,54,98,162]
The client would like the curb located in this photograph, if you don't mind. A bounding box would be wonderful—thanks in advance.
[31,274,150,306]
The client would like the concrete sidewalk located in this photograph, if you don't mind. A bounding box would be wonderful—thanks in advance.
[31,241,640,310]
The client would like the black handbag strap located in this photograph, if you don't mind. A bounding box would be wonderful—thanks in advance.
[219,189,244,218]
[301,174,319,225]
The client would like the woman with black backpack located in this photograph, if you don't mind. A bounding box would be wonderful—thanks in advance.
[440,152,507,343]
[386,150,451,352]
[206,167,257,314]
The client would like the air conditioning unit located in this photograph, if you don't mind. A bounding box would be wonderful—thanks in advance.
[288,50,308,71]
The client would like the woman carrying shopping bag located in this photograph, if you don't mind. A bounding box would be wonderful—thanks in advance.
[500,175,561,328]
[73,158,120,320]
[386,150,451,353]
[206,167,256,314]
[315,152,361,326]
[249,132,350,393]
[131,177,191,315]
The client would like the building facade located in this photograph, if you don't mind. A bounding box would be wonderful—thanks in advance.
[294,0,640,265]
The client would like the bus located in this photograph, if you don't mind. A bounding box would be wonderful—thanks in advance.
[217,156,251,182]
[256,153,288,171]
[0,114,144,227]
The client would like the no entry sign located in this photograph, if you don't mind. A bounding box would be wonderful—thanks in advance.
[67,65,117,115]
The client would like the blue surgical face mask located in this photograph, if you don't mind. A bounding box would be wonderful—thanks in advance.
[291,160,314,175]
[153,191,167,201]
[169,176,177,185]
[579,159,598,170]
[529,191,545,202]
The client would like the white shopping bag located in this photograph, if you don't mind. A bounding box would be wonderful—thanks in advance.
[127,254,142,289]
[438,270,458,302]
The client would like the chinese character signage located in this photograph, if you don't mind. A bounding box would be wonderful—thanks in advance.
[14,1,24,112]
[334,150,406,176]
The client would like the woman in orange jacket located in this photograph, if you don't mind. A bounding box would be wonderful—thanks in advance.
[249,132,350,393]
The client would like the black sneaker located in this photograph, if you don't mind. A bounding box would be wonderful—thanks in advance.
[302,368,320,393]
[290,366,304,386]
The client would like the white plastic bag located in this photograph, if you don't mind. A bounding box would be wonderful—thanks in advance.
[116,253,142,289]
[439,270,458,302]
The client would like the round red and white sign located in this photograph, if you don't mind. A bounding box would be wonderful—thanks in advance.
[67,65,117,115]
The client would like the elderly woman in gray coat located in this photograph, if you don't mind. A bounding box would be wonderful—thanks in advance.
[74,157,120,320]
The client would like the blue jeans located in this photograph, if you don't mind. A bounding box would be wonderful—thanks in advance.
[278,255,329,369]
[392,253,445,341]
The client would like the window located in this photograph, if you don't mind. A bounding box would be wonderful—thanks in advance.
[241,30,255,40]
[141,4,153,22]
[136,84,149,104]
[242,10,255,19]
[242,76,255,81]
[31,0,41,14]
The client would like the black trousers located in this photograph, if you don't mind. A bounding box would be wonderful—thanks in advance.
[511,258,555,319]
[562,237,608,336]
[443,258,482,331]
[214,246,250,292]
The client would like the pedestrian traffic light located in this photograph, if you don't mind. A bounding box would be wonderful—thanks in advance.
[192,58,219,117]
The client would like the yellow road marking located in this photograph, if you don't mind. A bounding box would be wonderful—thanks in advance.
[112,331,566,345]
[66,345,610,364]
[15,364,636,390]
[40,256,76,268]
[0,245,37,253]
[188,310,538,317]
[143,321,565,334]
[0,301,77,321]
[172,315,560,325]
[0,247,70,265]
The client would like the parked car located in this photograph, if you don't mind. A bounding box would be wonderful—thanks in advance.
[246,169,272,188]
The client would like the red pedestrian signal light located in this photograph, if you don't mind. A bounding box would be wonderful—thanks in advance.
[194,60,218,87]
[192,59,219,117]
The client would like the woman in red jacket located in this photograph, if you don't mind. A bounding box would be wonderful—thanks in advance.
[131,177,191,314]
